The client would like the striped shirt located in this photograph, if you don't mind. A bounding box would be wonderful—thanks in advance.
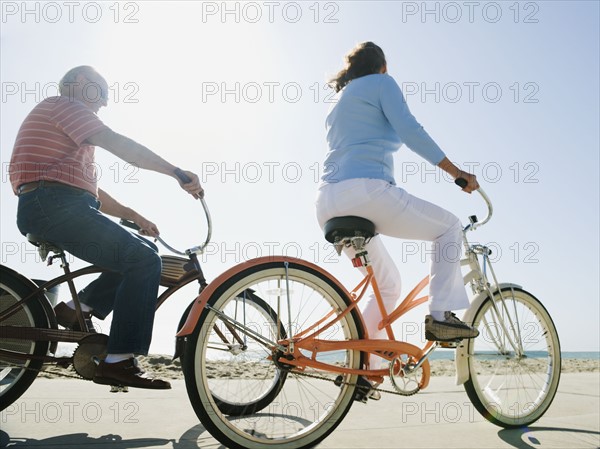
[9,96,110,196]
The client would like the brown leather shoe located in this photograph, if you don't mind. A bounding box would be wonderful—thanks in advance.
[93,358,171,390]
[54,302,96,333]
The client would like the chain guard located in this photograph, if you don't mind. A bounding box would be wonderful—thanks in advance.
[73,334,109,380]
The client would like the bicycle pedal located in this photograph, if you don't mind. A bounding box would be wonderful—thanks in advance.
[109,385,129,393]
[439,340,462,348]
[425,331,464,343]
[334,375,343,387]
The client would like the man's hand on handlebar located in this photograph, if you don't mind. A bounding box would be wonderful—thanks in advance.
[134,216,160,238]
[174,169,204,199]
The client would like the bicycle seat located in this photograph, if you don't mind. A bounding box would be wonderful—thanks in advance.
[324,216,376,244]
[26,234,63,261]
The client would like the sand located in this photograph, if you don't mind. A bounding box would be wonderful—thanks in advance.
[36,355,600,380]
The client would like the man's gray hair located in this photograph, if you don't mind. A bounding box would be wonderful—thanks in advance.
[59,66,97,96]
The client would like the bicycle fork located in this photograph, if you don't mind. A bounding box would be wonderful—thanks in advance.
[464,246,524,357]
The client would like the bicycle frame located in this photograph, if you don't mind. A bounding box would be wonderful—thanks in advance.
[0,254,205,365]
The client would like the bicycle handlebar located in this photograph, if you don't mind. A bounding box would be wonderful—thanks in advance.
[455,178,493,231]
[120,198,212,256]
[119,168,212,256]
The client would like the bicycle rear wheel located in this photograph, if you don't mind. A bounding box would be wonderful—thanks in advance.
[0,268,51,411]
[183,259,363,449]
[464,287,561,427]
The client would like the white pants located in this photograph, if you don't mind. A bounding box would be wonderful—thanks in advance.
[315,178,469,346]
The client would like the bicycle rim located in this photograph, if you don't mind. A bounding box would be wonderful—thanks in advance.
[184,261,362,449]
[465,288,561,427]
[0,276,48,410]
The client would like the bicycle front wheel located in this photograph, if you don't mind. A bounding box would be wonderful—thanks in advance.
[464,287,561,427]
[0,269,51,411]
[183,259,364,449]
[212,289,288,417]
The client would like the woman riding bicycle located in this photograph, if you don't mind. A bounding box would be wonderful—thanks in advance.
[315,42,480,361]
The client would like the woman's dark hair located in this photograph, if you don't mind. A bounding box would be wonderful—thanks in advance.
[328,42,387,92]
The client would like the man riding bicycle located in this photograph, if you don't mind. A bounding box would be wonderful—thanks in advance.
[9,66,203,389]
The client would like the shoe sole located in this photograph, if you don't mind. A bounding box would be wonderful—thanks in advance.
[93,376,171,390]
[425,330,477,342]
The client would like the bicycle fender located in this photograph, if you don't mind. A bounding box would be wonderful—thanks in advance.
[175,256,364,337]
[455,283,523,385]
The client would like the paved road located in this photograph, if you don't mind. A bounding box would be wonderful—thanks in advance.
[1,373,598,448]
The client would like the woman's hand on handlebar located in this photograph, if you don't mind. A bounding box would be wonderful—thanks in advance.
[455,170,479,194]
[437,157,479,194]
[174,168,204,199]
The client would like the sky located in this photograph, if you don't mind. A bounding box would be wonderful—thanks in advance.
[1,1,598,354]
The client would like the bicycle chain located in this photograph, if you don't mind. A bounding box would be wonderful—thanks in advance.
[285,369,419,397]
[2,360,86,381]
[2,336,108,381]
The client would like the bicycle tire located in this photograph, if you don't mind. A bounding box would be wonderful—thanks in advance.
[464,287,561,427]
[0,268,51,411]
[183,259,364,449]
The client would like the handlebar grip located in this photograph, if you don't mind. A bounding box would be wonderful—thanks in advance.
[120,219,141,231]
[174,168,192,184]
[455,178,468,189]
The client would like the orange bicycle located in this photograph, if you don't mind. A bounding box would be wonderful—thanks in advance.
[177,181,561,449]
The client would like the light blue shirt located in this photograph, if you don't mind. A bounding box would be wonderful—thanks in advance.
[322,73,446,185]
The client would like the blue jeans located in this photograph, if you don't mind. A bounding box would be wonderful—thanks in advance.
[17,184,162,355]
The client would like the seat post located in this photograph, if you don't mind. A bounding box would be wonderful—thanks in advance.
[349,237,370,268]
[26,234,90,332]
[324,215,376,269]
[49,251,69,269]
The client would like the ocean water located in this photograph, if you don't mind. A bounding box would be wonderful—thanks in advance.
[428,350,600,361]
[561,352,600,360]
